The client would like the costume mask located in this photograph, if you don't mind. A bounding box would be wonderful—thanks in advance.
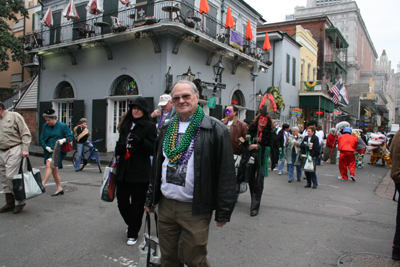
[225,109,233,115]
[258,116,268,128]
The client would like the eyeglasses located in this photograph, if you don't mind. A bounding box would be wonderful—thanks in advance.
[172,94,192,102]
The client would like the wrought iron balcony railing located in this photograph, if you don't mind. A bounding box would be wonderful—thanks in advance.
[29,0,266,62]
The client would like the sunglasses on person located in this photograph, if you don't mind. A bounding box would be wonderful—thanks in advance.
[172,94,193,102]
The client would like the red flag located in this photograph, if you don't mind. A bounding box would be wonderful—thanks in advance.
[263,33,271,51]
[199,0,209,14]
[225,7,235,29]
[245,20,253,41]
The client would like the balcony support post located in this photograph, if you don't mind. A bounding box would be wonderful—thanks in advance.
[94,41,113,60]
[144,31,161,53]
[58,48,77,65]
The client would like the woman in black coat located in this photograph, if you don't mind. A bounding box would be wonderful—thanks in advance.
[114,97,157,246]
[300,126,320,189]
[243,112,273,217]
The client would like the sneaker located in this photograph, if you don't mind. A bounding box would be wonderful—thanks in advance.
[278,172,282,175]
[338,176,347,180]
[288,180,294,183]
[350,176,356,182]
[127,238,137,246]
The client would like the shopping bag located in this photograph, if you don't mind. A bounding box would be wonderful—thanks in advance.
[100,155,117,202]
[61,138,73,153]
[303,155,314,172]
[138,213,161,267]
[13,158,45,201]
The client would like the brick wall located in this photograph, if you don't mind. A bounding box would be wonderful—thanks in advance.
[15,109,38,145]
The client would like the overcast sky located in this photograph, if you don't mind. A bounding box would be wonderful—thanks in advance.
[244,0,400,73]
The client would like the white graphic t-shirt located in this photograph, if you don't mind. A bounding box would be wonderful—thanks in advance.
[161,122,195,202]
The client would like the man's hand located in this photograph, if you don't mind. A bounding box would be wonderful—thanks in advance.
[21,151,29,158]
[248,144,258,151]
[151,109,161,118]
[45,146,53,153]
[144,206,155,214]
[216,222,226,227]
[58,138,67,145]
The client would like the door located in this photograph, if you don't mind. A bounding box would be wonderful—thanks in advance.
[103,0,119,34]
[92,99,107,152]
[72,100,84,149]
[106,97,153,151]
[72,5,88,41]
[39,101,52,140]
[206,5,217,38]
[50,11,61,45]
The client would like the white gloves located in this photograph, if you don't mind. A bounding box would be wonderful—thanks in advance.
[45,146,53,153]
[58,138,67,145]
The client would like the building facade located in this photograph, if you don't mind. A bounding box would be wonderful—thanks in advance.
[295,1,377,85]
[307,0,352,7]
[256,31,301,126]
[26,0,268,151]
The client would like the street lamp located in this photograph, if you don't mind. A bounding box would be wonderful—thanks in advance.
[182,66,195,82]
[213,56,224,83]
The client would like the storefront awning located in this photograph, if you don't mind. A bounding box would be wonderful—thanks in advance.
[299,96,334,113]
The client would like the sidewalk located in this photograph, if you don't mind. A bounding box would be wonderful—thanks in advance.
[29,144,115,165]
[376,168,396,200]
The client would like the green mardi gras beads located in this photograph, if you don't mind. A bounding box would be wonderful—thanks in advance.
[163,105,205,164]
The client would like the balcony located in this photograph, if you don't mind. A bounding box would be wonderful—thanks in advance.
[299,80,333,99]
[27,1,267,65]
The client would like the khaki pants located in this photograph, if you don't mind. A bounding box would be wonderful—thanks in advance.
[0,145,25,205]
[158,195,212,267]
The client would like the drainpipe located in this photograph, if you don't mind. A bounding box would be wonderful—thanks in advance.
[36,1,44,144]
[221,0,225,22]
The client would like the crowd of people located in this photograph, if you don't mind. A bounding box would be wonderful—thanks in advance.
[3,81,400,264]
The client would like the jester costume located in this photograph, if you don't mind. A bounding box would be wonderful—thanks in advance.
[368,133,392,168]
[352,129,367,168]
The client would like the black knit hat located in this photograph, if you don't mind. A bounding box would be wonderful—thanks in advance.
[128,97,149,114]
[43,109,56,117]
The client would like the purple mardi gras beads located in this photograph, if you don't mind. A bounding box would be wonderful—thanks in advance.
[178,121,202,164]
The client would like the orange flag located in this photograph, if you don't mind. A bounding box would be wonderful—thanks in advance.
[225,7,235,29]
[263,32,271,51]
[245,20,253,40]
[199,0,209,14]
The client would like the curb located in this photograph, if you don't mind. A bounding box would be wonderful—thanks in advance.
[375,169,395,200]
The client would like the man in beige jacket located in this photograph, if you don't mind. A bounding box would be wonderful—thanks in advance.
[0,102,31,214]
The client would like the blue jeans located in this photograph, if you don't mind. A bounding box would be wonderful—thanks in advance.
[74,142,93,170]
[305,171,317,186]
[288,152,302,181]
[278,149,285,173]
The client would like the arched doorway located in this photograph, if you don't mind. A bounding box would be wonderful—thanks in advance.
[53,81,75,129]
[231,90,246,119]
[106,75,140,151]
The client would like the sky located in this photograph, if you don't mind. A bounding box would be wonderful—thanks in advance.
[244,0,400,73]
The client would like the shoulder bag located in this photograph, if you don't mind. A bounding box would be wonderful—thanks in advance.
[13,157,45,200]
[100,155,117,202]
[138,213,161,267]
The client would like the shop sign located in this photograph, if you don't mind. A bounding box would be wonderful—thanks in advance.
[207,97,216,109]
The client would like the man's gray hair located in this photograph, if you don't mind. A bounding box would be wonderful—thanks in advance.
[292,126,299,132]
[171,80,198,95]
[330,128,337,135]
[0,102,5,110]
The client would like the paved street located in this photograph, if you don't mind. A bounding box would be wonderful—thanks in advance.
[0,153,399,267]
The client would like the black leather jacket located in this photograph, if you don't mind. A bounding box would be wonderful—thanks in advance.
[145,115,236,222]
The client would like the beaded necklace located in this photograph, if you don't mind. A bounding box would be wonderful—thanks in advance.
[163,105,204,166]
